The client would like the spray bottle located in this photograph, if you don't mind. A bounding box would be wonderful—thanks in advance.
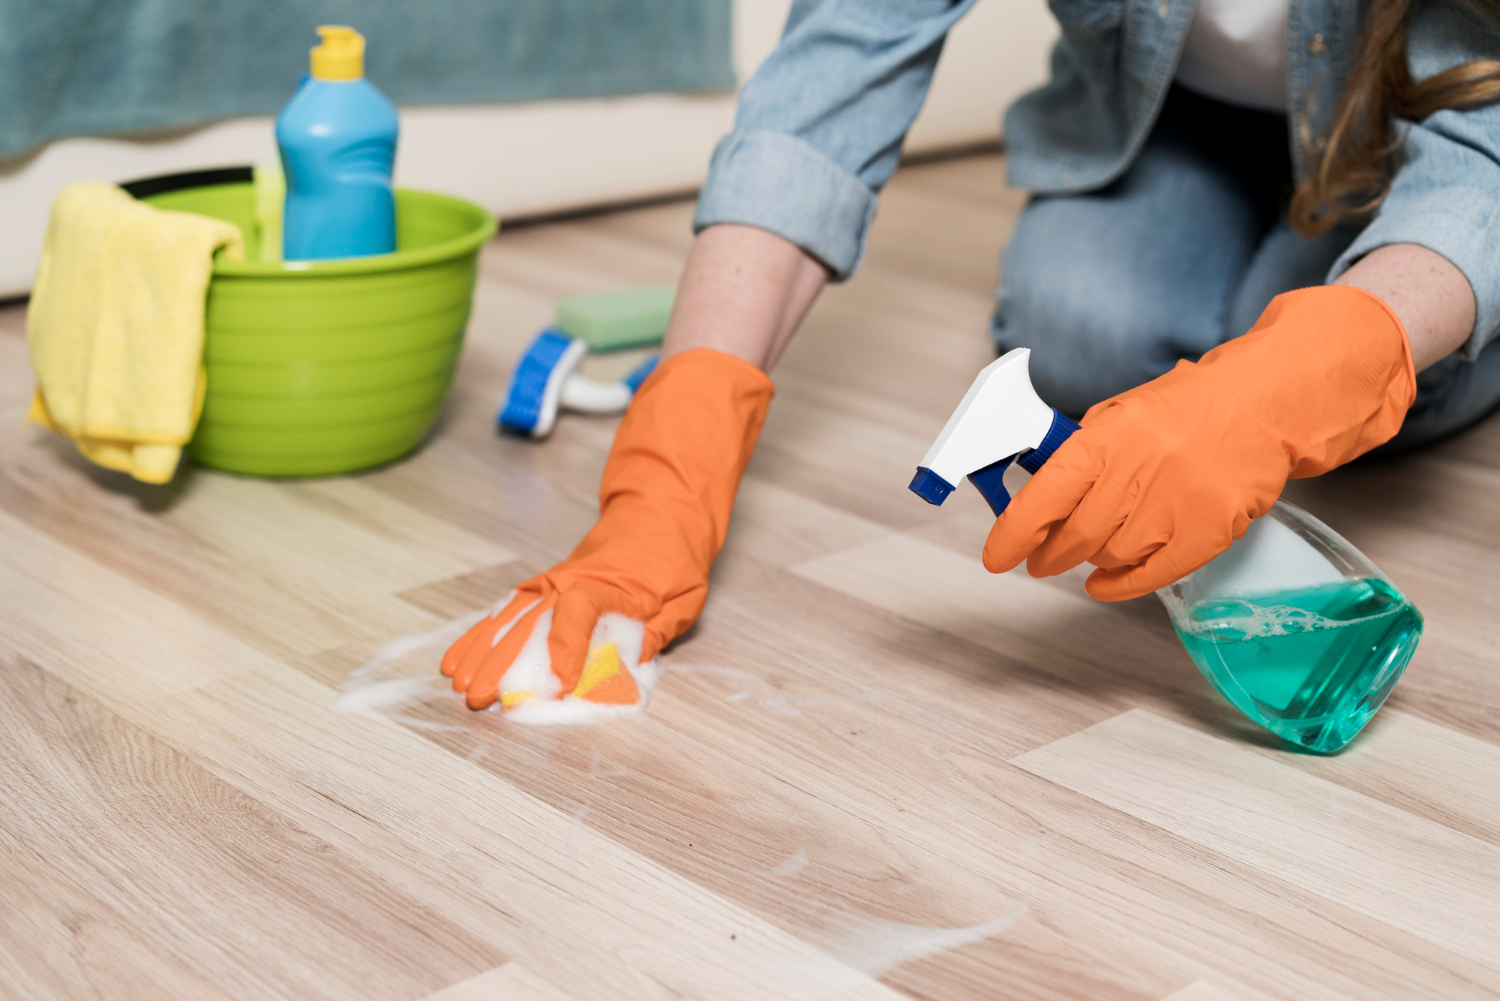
[912,349,1423,753]
[276,26,398,260]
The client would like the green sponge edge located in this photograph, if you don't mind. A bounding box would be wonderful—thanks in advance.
[555,286,675,352]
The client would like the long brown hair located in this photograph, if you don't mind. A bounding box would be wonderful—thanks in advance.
[1290,0,1500,235]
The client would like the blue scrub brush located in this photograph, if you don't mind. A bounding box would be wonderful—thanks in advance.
[498,328,658,438]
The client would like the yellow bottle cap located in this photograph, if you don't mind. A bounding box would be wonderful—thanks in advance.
[310,25,364,81]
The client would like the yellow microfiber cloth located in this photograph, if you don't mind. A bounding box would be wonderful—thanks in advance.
[26,181,244,484]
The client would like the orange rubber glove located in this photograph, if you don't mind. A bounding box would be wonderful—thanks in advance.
[443,348,773,710]
[983,285,1416,601]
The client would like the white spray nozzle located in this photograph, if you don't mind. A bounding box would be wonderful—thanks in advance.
[910,348,1057,505]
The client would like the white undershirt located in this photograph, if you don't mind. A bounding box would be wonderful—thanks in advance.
[1174,0,1290,113]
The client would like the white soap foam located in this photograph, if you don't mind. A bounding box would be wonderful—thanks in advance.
[1186,592,1400,641]
[796,835,1041,980]
[595,611,645,667]
[498,612,661,725]
[503,688,656,726]
[586,748,629,780]
[331,609,487,726]
[332,606,660,727]
[333,674,448,717]
[763,848,810,878]
[499,607,564,702]
[809,904,1026,977]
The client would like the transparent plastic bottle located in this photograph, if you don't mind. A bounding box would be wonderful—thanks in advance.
[913,349,1424,756]
[1157,501,1423,754]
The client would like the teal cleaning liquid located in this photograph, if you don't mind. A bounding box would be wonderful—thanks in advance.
[1173,578,1423,753]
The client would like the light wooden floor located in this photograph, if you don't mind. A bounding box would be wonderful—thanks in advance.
[3,153,1500,1000]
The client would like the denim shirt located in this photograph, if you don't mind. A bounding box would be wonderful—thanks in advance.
[695,0,1500,356]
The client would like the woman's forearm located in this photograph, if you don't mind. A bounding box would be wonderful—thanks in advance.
[661,224,830,371]
[665,232,1474,377]
[1336,243,1475,371]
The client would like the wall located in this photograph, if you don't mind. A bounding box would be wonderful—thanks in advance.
[0,1,1056,296]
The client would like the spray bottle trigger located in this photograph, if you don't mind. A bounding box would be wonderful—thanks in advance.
[969,409,1081,517]
[967,454,1017,516]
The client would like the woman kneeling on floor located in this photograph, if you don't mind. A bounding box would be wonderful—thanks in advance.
[443,0,1500,710]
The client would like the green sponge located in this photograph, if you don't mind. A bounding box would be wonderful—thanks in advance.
[555,286,674,352]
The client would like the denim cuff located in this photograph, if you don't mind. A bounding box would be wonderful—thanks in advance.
[1330,189,1500,362]
[693,129,877,281]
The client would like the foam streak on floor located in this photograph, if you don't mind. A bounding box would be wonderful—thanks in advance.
[2,154,1499,1000]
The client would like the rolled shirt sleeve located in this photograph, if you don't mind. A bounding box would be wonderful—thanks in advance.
[1329,1,1500,360]
[694,0,979,279]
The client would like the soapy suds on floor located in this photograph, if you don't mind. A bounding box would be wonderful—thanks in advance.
[808,904,1027,977]
[502,610,663,723]
[587,748,629,780]
[332,609,485,728]
[764,848,810,878]
[337,615,1035,987]
[336,609,938,732]
[776,833,1044,982]
[333,602,661,726]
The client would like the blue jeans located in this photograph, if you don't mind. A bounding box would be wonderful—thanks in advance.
[992,87,1500,449]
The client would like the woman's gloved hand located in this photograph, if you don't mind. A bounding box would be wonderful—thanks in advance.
[443,348,773,709]
[983,285,1417,600]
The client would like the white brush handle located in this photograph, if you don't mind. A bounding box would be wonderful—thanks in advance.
[559,375,633,414]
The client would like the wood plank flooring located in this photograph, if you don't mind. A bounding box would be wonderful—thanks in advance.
[3,153,1499,999]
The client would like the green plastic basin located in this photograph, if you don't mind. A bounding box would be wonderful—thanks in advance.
[141,181,496,477]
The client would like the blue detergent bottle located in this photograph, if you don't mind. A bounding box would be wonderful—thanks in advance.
[277,26,399,260]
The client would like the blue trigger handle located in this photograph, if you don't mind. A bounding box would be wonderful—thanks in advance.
[967,408,1081,516]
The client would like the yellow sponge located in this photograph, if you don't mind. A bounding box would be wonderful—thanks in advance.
[570,643,642,705]
[499,642,642,713]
